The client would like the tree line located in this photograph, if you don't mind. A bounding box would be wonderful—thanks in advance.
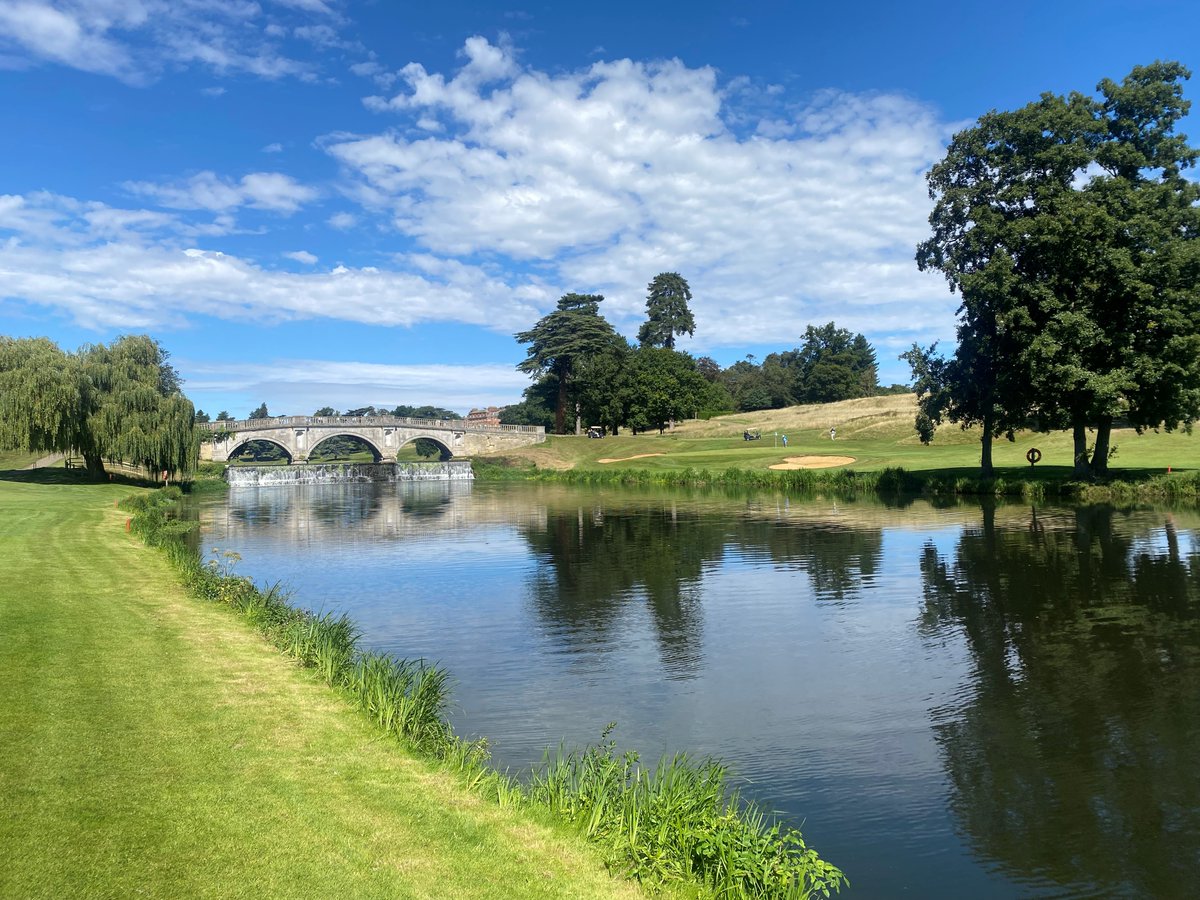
[907,61,1200,477]
[507,272,889,434]
[195,403,462,423]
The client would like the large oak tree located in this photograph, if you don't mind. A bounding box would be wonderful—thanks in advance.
[914,61,1200,477]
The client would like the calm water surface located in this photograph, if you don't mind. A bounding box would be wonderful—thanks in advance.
[196,481,1200,898]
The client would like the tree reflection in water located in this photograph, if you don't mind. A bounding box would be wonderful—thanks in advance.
[521,498,884,677]
[521,502,720,678]
[920,503,1200,896]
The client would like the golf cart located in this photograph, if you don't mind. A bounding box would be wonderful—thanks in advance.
[743,429,761,441]
[587,425,605,438]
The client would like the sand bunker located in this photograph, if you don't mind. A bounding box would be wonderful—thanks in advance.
[769,455,856,470]
[598,453,666,464]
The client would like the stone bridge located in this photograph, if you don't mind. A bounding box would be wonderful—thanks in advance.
[198,415,544,463]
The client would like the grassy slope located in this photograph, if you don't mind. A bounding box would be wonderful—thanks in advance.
[0,450,37,469]
[482,395,1196,476]
[0,474,646,900]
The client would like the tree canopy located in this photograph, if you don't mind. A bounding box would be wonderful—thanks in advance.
[637,272,696,350]
[0,334,197,476]
[515,293,621,434]
[714,325,879,412]
[913,61,1200,477]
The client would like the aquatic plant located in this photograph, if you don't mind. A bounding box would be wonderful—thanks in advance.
[530,726,847,898]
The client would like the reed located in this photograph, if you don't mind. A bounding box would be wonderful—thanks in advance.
[529,729,847,898]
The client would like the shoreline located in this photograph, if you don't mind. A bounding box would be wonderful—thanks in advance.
[113,479,846,898]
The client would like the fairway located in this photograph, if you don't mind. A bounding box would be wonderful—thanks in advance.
[0,474,646,900]
[482,395,1197,479]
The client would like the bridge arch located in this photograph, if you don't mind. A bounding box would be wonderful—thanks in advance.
[227,437,293,464]
[308,432,385,462]
[398,434,454,461]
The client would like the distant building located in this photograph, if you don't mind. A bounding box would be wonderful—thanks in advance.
[466,406,505,425]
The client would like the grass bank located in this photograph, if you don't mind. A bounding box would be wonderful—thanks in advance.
[473,395,1198,500]
[0,474,652,900]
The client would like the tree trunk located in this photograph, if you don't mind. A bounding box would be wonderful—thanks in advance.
[84,453,105,478]
[980,411,994,478]
[1072,421,1091,478]
[1090,415,1112,476]
[554,375,568,435]
[574,402,582,436]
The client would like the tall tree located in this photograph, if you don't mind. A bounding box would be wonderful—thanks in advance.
[0,335,196,476]
[637,272,696,350]
[917,61,1200,477]
[515,293,620,434]
[249,402,270,420]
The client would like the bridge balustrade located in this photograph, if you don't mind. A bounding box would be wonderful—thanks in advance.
[197,416,544,435]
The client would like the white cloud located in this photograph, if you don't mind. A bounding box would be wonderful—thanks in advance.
[0,1,137,81]
[262,142,284,153]
[271,0,336,14]
[327,38,956,348]
[124,171,318,213]
[0,190,550,332]
[0,0,340,84]
[284,249,317,264]
[1,39,965,367]
[200,85,226,96]
[184,359,529,414]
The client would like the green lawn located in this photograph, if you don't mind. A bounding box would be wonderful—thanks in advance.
[481,395,1196,479]
[0,473,647,900]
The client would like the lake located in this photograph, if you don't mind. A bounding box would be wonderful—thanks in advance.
[195,480,1200,897]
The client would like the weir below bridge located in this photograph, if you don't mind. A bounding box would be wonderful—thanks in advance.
[198,415,545,463]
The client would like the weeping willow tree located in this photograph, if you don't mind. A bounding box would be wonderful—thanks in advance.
[0,334,198,477]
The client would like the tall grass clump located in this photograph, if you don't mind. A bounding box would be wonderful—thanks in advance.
[120,489,846,899]
[531,728,846,899]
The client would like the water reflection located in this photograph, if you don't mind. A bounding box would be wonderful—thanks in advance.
[197,482,1200,897]
[920,504,1200,896]
[519,501,723,678]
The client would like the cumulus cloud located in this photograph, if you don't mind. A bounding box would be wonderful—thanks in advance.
[0,190,549,332]
[0,0,342,84]
[329,37,955,348]
[2,38,963,367]
[124,171,318,213]
[283,249,317,264]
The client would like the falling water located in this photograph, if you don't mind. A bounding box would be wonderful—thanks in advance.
[223,461,473,486]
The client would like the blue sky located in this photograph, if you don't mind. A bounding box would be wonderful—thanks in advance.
[2,0,1198,418]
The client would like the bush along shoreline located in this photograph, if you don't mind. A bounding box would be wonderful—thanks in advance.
[470,460,1200,502]
[120,488,847,899]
